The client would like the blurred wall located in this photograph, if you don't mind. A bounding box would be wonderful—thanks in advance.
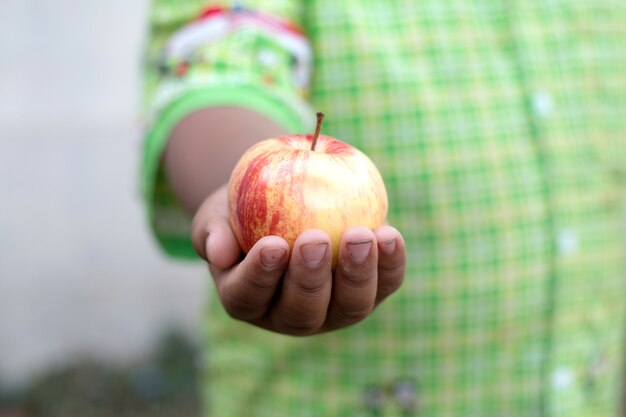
[0,0,208,387]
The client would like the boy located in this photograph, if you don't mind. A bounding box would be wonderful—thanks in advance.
[142,1,626,415]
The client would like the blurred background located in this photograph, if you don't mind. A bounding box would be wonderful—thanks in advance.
[1,1,207,415]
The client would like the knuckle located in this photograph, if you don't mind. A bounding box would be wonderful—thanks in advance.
[339,267,373,289]
[334,307,371,325]
[379,274,404,294]
[221,293,259,320]
[378,262,406,279]
[278,316,322,335]
[246,274,278,293]
[378,281,403,298]
[294,277,328,298]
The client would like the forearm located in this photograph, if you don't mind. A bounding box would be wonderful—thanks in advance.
[163,106,287,215]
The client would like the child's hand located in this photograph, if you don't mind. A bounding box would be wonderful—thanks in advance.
[192,185,406,336]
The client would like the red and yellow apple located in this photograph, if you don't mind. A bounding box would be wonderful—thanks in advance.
[227,113,388,266]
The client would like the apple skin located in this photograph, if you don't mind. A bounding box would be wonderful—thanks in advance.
[227,133,388,266]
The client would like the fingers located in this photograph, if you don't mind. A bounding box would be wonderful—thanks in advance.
[373,225,406,305]
[217,235,290,321]
[324,227,379,329]
[268,230,333,336]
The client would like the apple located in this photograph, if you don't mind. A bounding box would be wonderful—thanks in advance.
[227,113,388,266]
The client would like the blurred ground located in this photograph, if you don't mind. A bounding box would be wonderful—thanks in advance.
[0,332,201,417]
[0,0,207,411]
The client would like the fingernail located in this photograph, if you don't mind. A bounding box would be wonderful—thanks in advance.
[205,233,214,263]
[260,247,287,270]
[348,240,372,263]
[380,239,396,255]
[300,242,328,268]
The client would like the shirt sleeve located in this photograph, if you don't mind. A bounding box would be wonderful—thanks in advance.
[141,0,314,259]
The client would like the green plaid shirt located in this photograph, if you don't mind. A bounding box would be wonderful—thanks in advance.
[142,1,626,416]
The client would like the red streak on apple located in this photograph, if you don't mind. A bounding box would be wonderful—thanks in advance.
[228,116,388,266]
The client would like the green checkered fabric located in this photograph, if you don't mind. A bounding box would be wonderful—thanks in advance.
[142,1,626,416]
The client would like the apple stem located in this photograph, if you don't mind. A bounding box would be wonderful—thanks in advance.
[310,112,324,151]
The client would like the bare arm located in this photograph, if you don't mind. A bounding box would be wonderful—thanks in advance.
[163,106,287,215]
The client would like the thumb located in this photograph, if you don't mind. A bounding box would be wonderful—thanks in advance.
[191,185,241,270]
